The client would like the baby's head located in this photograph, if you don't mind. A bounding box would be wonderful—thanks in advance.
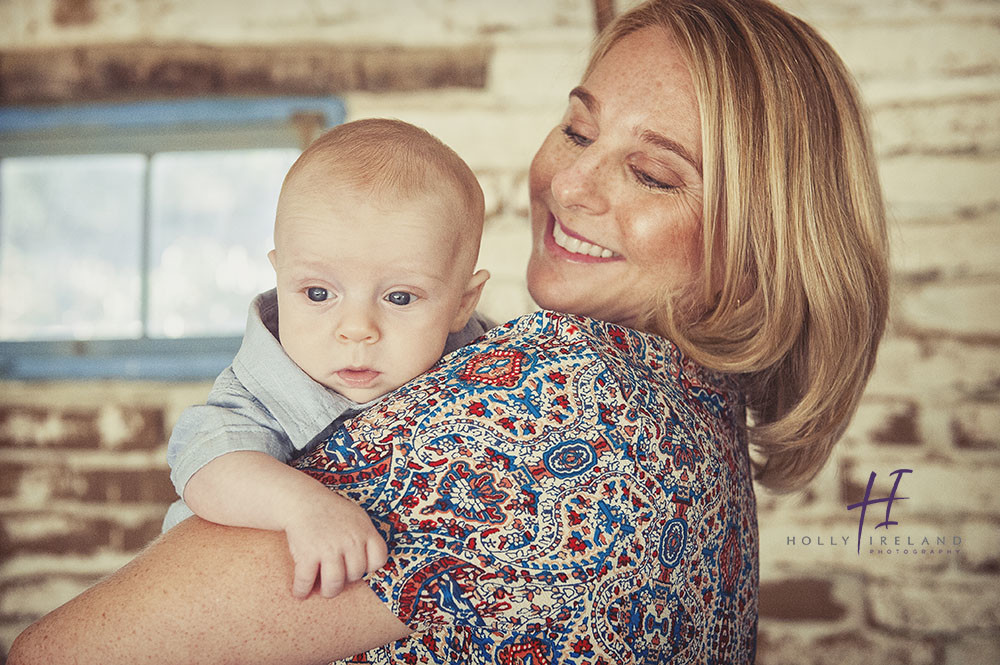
[269,118,489,402]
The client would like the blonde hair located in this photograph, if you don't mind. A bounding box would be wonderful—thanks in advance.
[278,118,485,264]
[592,0,890,491]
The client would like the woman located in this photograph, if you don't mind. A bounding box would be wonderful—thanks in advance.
[8,0,888,663]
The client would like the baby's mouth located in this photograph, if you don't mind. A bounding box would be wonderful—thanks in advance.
[336,368,380,386]
[552,217,618,258]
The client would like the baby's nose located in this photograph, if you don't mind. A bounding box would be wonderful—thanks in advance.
[335,307,379,343]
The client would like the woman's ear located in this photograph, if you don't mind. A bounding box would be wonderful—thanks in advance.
[450,269,491,332]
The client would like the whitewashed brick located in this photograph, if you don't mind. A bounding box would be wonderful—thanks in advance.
[843,458,1000,514]
[488,42,589,108]
[821,21,1000,81]
[891,214,1000,279]
[481,171,530,219]
[880,154,1000,219]
[0,623,30,660]
[0,0,596,49]
[344,94,558,172]
[477,172,504,220]
[950,403,1000,450]
[11,468,59,507]
[872,94,1000,156]
[866,337,1000,401]
[756,626,938,665]
[0,576,92,616]
[944,632,1000,665]
[959,519,1000,571]
[782,0,1000,22]
[2,513,82,542]
[0,551,134,578]
[0,0,141,48]
[477,214,536,323]
[841,398,922,447]
[867,577,1000,633]
[445,0,593,35]
[479,214,532,280]
[862,76,1000,108]
[507,171,532,218]
[897,282,1000,337]
[477,278,535,326]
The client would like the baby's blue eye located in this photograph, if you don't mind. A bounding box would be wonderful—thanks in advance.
[386,291,413,306]
[306,287,329,302]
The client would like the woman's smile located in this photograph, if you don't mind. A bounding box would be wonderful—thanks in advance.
[526,26,704,328]
[547,215,621,261]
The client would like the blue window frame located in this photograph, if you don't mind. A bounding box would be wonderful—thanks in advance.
[0,96,345,380]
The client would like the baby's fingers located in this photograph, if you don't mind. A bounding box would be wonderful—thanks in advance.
[342,546,373,585]
[292,558,320,599]
[319,555,347,599]
[366,535,389,573]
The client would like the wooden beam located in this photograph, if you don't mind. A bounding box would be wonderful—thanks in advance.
[0,43,490,106]
[593,0,617,34]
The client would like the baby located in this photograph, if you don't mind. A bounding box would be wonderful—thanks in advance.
[162,118,490,599]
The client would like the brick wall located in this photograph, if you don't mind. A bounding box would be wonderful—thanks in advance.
[1,1,998,663]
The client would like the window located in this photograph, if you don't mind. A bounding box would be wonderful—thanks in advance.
[0,97,345,379]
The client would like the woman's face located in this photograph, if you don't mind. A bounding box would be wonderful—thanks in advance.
[527,26,705,328]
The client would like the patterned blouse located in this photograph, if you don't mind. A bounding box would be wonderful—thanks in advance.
[296,311,759,664]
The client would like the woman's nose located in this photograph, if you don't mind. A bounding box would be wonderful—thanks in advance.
[550,148,609,215]
[335,305,379,344]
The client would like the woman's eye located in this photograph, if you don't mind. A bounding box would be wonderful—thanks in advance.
[561,124,593,148]
[385,291,414,306]
[632,167,675,191]
[306,287,329,302]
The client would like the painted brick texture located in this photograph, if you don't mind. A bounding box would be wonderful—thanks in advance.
[1,0,999,663]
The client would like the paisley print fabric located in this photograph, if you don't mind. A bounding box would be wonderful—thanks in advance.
[295,311,758,664]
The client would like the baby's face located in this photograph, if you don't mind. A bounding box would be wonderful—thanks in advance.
[271,185,479,403]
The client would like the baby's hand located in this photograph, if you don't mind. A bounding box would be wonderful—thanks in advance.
[283,491,388,599]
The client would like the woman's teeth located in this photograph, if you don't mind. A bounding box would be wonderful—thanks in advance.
[553,221,616,258]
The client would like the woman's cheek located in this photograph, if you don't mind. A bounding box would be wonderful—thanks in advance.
[635,197,702,260]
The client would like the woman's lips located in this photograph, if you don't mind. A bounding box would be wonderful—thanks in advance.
[336,368,380,386]
[545,214,621,262]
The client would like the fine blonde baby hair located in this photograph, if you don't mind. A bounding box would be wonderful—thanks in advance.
[592,0,890,491]
[279,118,485,265]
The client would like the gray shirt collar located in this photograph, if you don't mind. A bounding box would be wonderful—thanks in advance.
[231,290,366,451]
[231,289,493,451]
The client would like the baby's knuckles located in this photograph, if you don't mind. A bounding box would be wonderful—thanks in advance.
[282,492,386,597]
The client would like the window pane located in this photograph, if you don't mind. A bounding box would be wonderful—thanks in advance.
[148,149,299,338]
[0,155,145,340]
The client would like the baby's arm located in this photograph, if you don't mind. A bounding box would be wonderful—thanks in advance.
[183,451,388,598]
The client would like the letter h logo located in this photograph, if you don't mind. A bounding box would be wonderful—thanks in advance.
[846,468,913,554]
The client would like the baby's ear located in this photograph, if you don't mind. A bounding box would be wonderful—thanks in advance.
[267,249,278,272]
[450,269,490,332]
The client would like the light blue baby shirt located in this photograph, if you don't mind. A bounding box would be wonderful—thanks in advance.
[161,288,492,531]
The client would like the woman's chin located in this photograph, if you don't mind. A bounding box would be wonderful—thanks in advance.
[527,281,602,322]
[525,263,565,314]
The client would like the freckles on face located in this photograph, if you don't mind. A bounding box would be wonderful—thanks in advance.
[526,27,705,328]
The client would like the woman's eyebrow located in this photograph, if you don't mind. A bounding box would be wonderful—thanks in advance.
[569,86,599,113]
[640,129,701,172]
[569,85,701,173]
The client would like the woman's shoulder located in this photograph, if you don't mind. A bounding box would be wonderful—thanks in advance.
[480,309,662,359]
[465,310,740,418]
